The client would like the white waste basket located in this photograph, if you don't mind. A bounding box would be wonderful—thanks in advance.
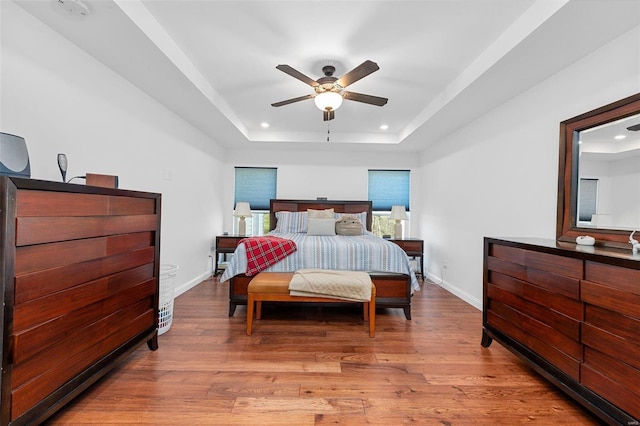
[158,264,178,335]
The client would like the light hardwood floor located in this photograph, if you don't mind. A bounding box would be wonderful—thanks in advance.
[48,276,600,425]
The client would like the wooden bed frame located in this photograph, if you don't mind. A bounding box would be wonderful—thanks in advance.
[227,199,412,319]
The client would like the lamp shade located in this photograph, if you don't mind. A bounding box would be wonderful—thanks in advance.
[233,202,252,218]
[390,205,408,221]
[314,92,343,111]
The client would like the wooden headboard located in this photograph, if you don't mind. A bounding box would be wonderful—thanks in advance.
[269,199,373,231]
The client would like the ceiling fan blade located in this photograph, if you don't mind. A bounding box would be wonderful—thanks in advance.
[336,60,379,88]
[276,65,319,87]
[342,91,388,106]
[271,94,314,107]
[323,110,335,121]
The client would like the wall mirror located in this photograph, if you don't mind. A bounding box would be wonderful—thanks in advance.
[557,93,640,248]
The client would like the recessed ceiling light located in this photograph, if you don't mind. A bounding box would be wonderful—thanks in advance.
[614,134,626,140]
[379,124,389,130]
[260,122,270,128]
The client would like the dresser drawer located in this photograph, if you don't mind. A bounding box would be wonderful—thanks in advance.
[581,280,640,319]
[486,308,580,380]
[486,256,527,281]
[488,283,581,341]
[584,304,638,342]
[582,322,640,371]
[216,236,244,249]
[490,244,582,278]
[526,267,580,300]
[490,243,525,264]
[582,348,640,419]
[487,269,582,318]
[388,239,423,255]
[487,295,581,358]
[394,240,422,252]
[523,250,582,279]
[585,261,640,296]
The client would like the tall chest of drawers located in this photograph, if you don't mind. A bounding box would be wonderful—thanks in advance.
[0,177,162,425]
[483,237,639,425]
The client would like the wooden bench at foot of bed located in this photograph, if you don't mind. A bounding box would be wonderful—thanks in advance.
[246,272,376,337]
[229,271,412,320]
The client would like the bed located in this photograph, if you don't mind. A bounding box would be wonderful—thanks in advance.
[220,199,419,319]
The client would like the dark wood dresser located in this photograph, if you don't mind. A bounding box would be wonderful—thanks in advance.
[482,237,639,425]
[0,177,161,425]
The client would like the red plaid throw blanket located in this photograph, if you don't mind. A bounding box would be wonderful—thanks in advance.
[241,236,297,276]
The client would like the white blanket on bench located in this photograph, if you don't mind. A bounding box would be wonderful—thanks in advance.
[288,269,372,302]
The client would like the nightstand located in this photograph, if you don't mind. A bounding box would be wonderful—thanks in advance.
[214,235,245,275]
[388,238,424,278]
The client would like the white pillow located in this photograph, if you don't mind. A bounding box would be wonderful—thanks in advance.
[308,208,335,219]
[306,218,336,236]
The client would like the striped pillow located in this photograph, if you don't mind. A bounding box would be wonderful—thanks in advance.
[274,211,307,233]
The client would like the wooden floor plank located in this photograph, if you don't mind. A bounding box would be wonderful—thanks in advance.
[232,396,364,414]
[47,277,600,425]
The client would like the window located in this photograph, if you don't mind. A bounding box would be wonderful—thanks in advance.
[368,170,410,237]
[234,167,277,235]
[578,178,598,222]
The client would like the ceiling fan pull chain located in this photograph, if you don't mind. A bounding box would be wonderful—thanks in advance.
[327,123,330,142]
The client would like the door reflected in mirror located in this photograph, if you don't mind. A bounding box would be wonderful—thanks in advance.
[576,112,640,231]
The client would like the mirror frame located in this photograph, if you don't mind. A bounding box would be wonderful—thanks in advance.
[557,92,640,248]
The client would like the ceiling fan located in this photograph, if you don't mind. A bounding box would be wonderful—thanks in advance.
[271,60,388,121]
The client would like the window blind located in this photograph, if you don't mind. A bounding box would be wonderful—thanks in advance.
[234,167,277,210]
[368,169,410,211]
[578,178,598,222]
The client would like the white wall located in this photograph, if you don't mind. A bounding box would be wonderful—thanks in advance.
[1,3,227,295]
[223,148,419,234]
[581,155,640,229]
[418,26,640,308]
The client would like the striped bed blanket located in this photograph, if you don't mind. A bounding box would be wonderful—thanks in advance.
[221,231,420,292]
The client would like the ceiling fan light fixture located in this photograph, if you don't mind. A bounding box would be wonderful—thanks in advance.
[314,92,343,112]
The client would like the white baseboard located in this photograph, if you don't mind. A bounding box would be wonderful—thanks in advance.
[174,270,211,297]
[425,271,482,311]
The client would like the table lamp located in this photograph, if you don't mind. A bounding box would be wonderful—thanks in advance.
[233,202,252,236]
[390,205,408,239]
